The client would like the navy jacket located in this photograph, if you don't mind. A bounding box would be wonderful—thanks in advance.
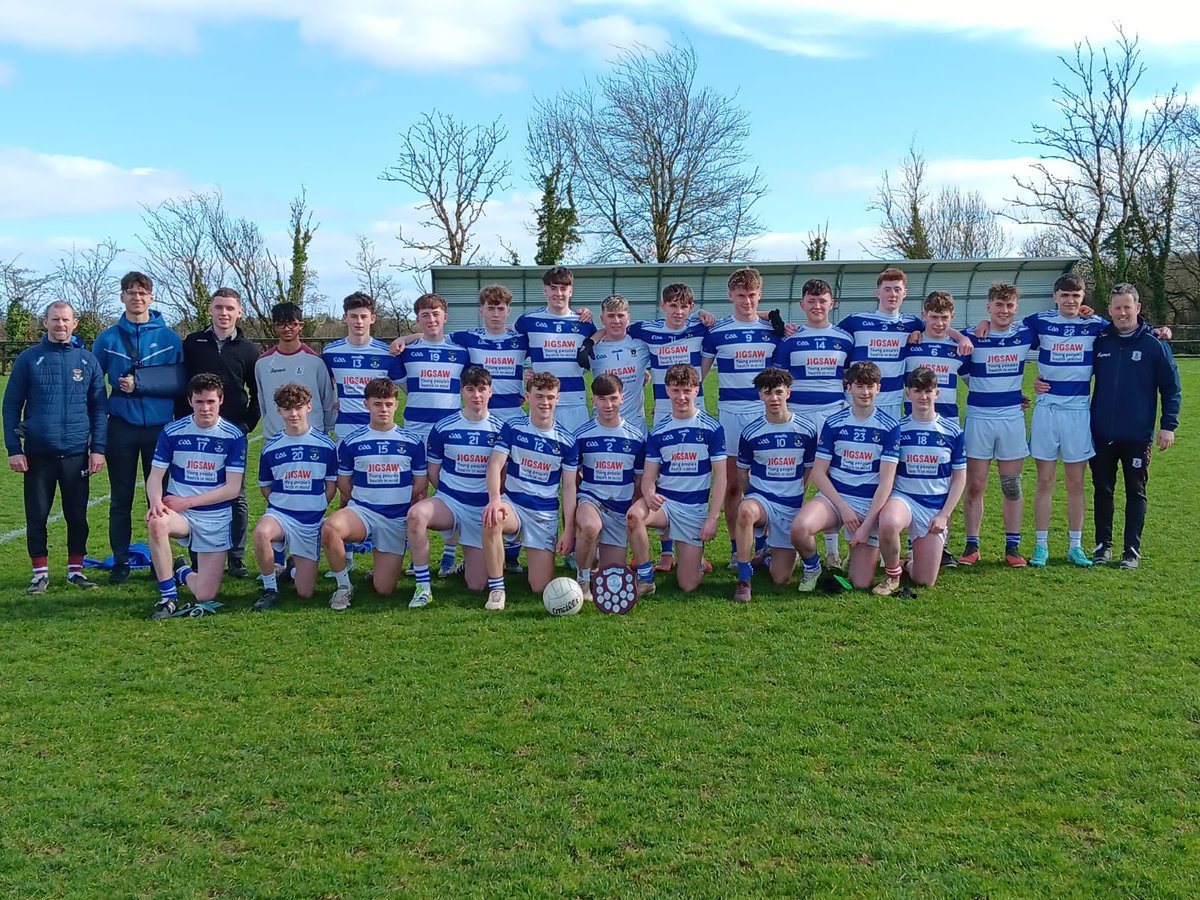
[178,327,261,433]
[1091,318,1181,443]
[91,310,185,427]
[3,335,108,456]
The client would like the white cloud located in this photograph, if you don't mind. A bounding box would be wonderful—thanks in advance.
[0,147,195,220]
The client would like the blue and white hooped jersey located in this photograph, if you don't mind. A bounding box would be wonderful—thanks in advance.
[322,337,393,440]
[388,338,471,433]
[838,312,924,410]
[587,336,651,428]
[773,325,854,414]
[427,411,503,509]
[893,415,967,510]
[629,316,708,419]
[337,425,427,520]
[449,328,528,418]
[495,416,579,514]
[702,316,779,413]
[962,324,1037,420]
[152,416,247,513]
[646,411,726,506]
[258,429,338,525]
[1023,311,1107,410]
[817,408,901,503]
[574,419,646,515]
[514,309,596,411]
[903,336,967,419]
[737,415,818,511]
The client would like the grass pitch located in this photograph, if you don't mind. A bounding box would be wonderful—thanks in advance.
[0,366,1197,896]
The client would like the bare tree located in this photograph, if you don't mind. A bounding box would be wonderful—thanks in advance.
[54,239,123,340]
[379,112,511,268]
[1008,28,1188,316]
[139,191,227,330]
[1,257,53,342]
[347,235,413,337]
[528,42,767,264]
[870,144,1007,259]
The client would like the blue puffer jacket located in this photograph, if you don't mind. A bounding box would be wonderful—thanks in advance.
[3,335,108,456]
[91,311,185,427]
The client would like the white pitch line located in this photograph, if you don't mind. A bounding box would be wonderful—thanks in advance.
[0,493,112,545]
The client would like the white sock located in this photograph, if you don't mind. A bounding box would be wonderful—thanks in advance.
[333,567,351,589]
[262,572,278,591]
[824,533,839,555]
[1068,530,1082,549]
[578,568,592,586]
[1036,530,1049,550]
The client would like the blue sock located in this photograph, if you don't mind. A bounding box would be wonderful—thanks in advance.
[488,576,505,592]
[158,578,177,602]
[414,565,431,588]
[273,547,286,567]
[1005,532,1021,551]
[636,561,654,582]
[440,543,457,569]
[661,539,674,556]
[965,536,980,550]
[755,533,767,553]
[803,553,821,572]
[504,540,521,563]
[173,563,193,587]
[737,561,753,581]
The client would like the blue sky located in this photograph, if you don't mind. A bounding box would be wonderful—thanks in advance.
[2,1,1198,312]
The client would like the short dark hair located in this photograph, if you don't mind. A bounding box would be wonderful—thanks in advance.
[1054,273,1086,294]
[923,291,955,314]
[271,302,303,323]
[753,366,793,392]
[664,364,700,388]
[661,283,694,306]
[591,373,624,397]
[414,293,447,313]
[906,366,939,392]
[343,292,375,313]
[188,372,225,398]
[211,287,241,303]
[844,361,882,387]
[274,383,313,409]
[461,366,492,388]
[121,271,153,293]
[364,377,398,401]
[542,266,573,287]
[800,278,833,298]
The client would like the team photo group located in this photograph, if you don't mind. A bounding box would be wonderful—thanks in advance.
[3,263,1181,617]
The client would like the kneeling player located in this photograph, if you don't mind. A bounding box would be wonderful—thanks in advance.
[874,367,967,595]
[573,374,647,601]
[321,378,427,610]
[406,366,502,607]
[145,373,247,619]
[627,364,726,593]
[253,384,338,610]
[481,373,579,610]
[732,367,817,601]
[790,362,900,591]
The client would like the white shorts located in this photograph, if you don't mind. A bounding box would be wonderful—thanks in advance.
[965,415,1027,461]
[436,493,484,549]
[719,409,760,458]
[506,496,560,553]
[347,501,407,556]
[261,509,322,561]
[1029,405,1094,463]
[554,405,591,438]
[816,492,878,546]
[745,493,801,551]
[789,401,844,437]
[891,492,946,542]
[177,508,234,554]
[578,493,627,547]
[661,498,707,547]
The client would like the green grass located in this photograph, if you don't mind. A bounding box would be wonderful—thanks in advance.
[0,366,1197,896]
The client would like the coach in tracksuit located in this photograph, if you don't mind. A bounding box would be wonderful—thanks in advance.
[179,287,261,577]
[3,301,108,593]
[1090,283,1182,569]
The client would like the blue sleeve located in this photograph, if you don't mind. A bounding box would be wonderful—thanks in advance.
[709,422,727,459]
[836,315,856,335]
[87,356,108,453]
[387,353,405,383]
[882,424,902,462]
[803,426,818,469]
[228,433,248,472]
[411,439,427,477]
[152,429,173,467]
[426,425,444,465]
[1157,342,1182,433]
[737,434,752,469]
[701,329,717,358]
[562,436,580,470]
[257,449,272,487]
[495,421,513,454]
[3,354,29,455]
[952,430,967,468]
[817,421,835,459]
[337,439,354,476]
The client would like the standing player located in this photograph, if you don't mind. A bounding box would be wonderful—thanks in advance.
[320,378,427,610]
[446,284,529,424]
[405,367,503,607]
[702,268,778,569]
[144,374,247,619]
[903,291,967,420]
[874,367,967,596]
[577,295,651,433]
[323,292,393,442]
[790,362,900,592]
[731,367,817,602]
[573,374,647,601]
[255,302,337,440]
[627,364,727,594]
[252,384,338,611]
[515,267,596,437]
[959,283,1037,567]
[481,373,579,611]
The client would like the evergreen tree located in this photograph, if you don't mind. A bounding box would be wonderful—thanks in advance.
[534,165,580,266]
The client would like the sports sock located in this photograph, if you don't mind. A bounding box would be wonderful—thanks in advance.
[67,554,84,577]
[965,536,980,551]
[803,553,821,572]
[885,563,903,578]
[636,561,654,582]
[1035,530,1049,550]
[824,533,839,555]
[31,556,48,579]
[504,539,521,563]
[488,576,505,592]
[754,533,767,553]
[262,572,278,591]
[174,562,193,587]
[157,578,178,602]
[414,564,431,588]
[1005,533,1021,552]
[273,546,286,567]
[578,567,592,587]
[737,561,753,581]
[332,567,351,590]
[440,542,457,570]
[660,538,674,556]
[1068,530,1082,550]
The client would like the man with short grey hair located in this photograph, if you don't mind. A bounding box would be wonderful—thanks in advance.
[3,301,108,593]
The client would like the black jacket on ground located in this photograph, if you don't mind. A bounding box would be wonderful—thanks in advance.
[1091,317,1181,444]
[178,327,261,433]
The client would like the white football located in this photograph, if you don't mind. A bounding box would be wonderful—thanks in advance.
[542,577,584,616]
